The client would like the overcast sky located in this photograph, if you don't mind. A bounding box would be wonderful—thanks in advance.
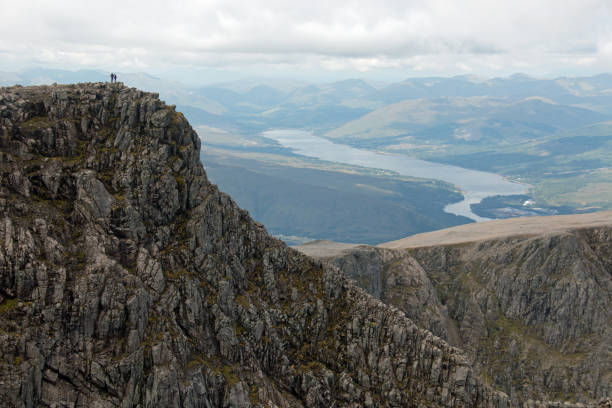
[2,0,612,83]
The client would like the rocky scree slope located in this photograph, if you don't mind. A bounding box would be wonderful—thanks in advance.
[0,83,516,407]
[297,227,612,406]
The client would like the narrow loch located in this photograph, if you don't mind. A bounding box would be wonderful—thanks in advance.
[263,129,527,222]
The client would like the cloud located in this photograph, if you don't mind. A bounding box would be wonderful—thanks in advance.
[1,0,612,77]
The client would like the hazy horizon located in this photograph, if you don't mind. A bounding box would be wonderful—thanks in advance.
[4,66,612,89]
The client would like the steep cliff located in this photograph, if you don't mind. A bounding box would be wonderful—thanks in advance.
[297,220,612,406]
[0,83,518,407]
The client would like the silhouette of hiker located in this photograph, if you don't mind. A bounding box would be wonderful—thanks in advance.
[110,73,113,83]
[113,73,117,83]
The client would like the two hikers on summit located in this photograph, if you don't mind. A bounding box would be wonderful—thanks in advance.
[110,73,117,83]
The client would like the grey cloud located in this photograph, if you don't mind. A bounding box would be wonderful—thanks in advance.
[1,0,612,77]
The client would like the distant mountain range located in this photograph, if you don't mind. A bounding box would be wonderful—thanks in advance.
[5,68,612,129]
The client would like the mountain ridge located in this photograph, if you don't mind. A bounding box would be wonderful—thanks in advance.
[0,83,524,407]
[379,210,612,249]
[296,211,612,258]
[296,214,612,405]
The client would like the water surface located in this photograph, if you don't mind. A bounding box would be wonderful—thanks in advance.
[263,129,527,221]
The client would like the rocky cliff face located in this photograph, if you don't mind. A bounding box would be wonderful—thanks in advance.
[298,228,612,406]
[0,83,522,407]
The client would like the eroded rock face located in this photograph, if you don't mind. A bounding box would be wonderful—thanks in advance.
[0,83,514,407]
[305,230,612,406]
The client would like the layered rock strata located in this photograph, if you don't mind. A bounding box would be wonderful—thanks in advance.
[0,83,515,407]
[297,223,612,406]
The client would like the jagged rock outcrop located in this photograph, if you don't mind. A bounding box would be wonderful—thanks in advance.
[297,225,612,406]
[0,83,521,407]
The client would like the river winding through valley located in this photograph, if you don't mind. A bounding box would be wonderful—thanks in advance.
[263,129,528,222]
